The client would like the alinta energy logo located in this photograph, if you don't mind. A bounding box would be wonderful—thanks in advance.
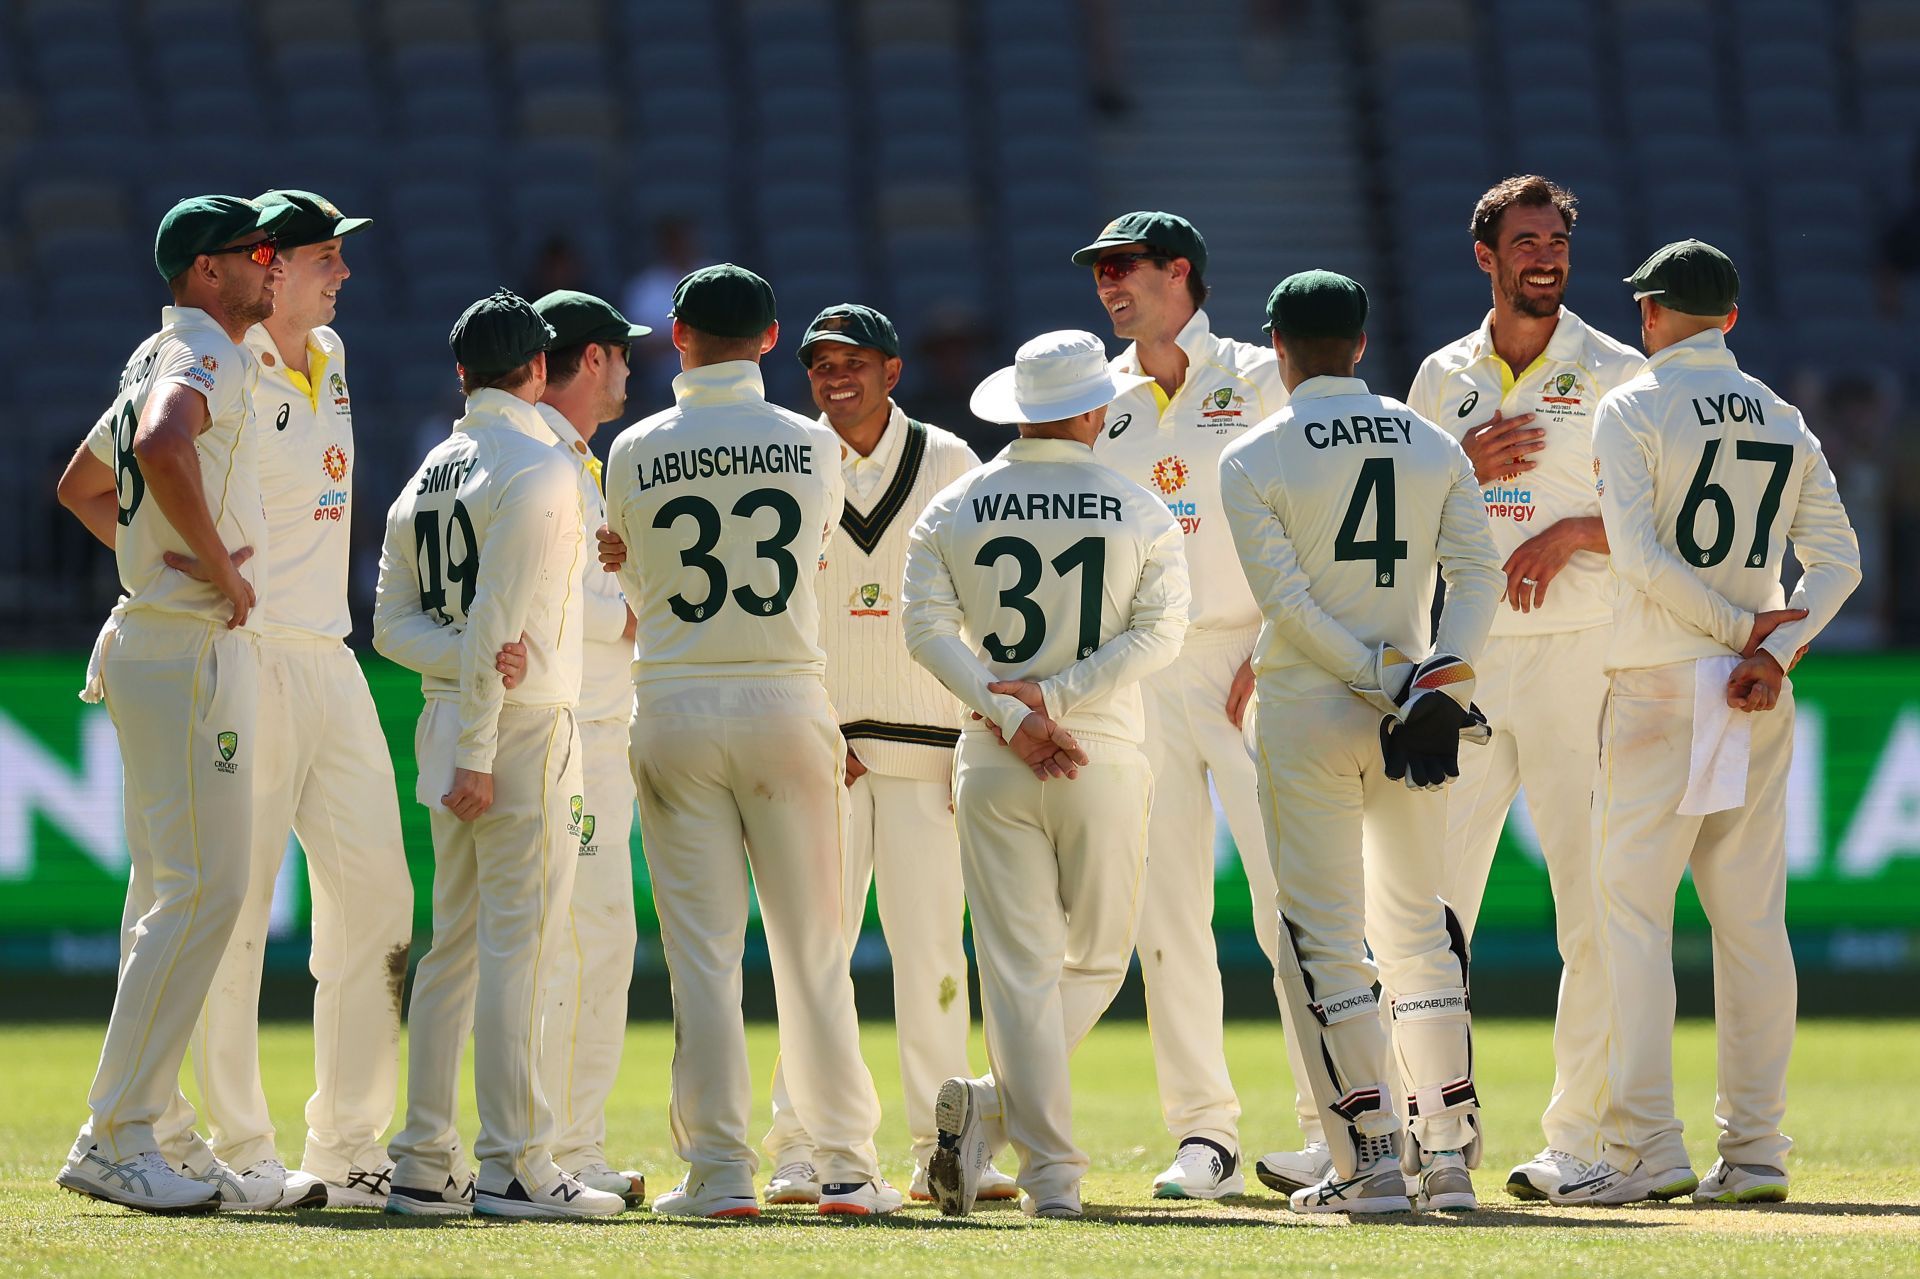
[322,444,349,481]
[1151,455,1189,496]
[1482,482,1535,522]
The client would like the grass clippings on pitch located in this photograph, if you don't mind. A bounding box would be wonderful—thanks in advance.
[1,1019,1915,1278]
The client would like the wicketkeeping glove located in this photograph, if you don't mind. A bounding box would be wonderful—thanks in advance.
[1376,654,1492,791]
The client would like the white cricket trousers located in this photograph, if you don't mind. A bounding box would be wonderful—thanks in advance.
[631,676,882,1193]
[539,714,639,1174]
[183,636,412,1179]
[766,769,971,1170]
[955,733,1153,1202]
[80,613,258,1161]
[388,700,582,1193]
[1133,625,1287,1151]
[1254,682,1477,1155]
[1592,661,1797,1174]
[1441,625,1609,1158]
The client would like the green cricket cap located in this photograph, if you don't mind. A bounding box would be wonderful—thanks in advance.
[534,289,653,347]
[797,303,899,365]
[254,189,372,250]
[669,263,777,338]
[153,194,295,281]
[449,288,554,376]
[1263,269,1369,338]
[1070,210,1208,276]
[1625,239,1740,316]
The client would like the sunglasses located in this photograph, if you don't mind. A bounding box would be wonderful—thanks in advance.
[1091,252,1169,282]
[205,239,279,268]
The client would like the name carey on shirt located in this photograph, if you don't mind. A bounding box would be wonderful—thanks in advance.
[1300,413,1415,450]
[635,441,814,491]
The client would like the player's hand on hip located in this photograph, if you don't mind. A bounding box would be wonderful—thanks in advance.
[596,523,627,572]
[1726,651,1785,712]
[1226,658,1256,729]
[441,768,494,821]
[162,545,252,581]
[1461,410,1543,483]
[1742,608,1808,657]
[844,748,868,788]
[495,634,528,689]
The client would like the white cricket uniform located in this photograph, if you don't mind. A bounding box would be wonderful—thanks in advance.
[766,405,983,1174]
[1588,329,1859,1175]
[903,436,1189,1202]
[1406,307,1643,1158]
[75,305,267,1162]
[531,402,640,1177]
[373,388,586,1195]
[1220,375,1502,1160]
[1094,309,1292,1151]
[603,360,883,1195]
[174,323,413,1183]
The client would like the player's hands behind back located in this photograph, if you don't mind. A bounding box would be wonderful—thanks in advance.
[980,679,1090,780]
[1376,654,1492,791]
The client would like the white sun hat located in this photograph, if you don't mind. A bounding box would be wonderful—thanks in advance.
[969,329,1153,425]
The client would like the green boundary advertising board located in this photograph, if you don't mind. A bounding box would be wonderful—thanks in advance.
[3,651,1917,968]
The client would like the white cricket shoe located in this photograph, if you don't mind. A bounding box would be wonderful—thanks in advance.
[185,1153,286,1212]
[911,1159,1018,1202]
[237,1159,326,1209]
[322,1162,395,1209]
[927,1077,990,1217]
[1416,1151,1477,1212]
[1020,1187,1083,1220]
[572,1163,646,1205]
[652,1177,760,1218]
[1692,1158,1789,1204]
[1505,1148,1589,1201]
[818,1178,904,1216]
[1549,1158,1698,1206]
[1289,1135,1412,1215]
[1254,1141,1333,1196]
[764,1159,820,1205]
[56,1143,219,1215]
[475,1170,626,1219]
[1152,1139,1246,1199]
[385,1172,475,1217]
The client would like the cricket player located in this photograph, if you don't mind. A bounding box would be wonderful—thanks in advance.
[1221,272,1503,1215]
[373,290,623,1219]
[1072,212,1291,1198]
[761,304,1017,1205]
[529,289,651,1205]
[1552,241,1859,1206]
[147,189,411,1212]
[52,194,291,1213]
[1403,175,1645,1198]
[602,265,898,1218]
[906,330,1190,1221]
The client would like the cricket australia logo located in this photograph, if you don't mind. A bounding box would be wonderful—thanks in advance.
[1151,455,1189,495]
[849,582,892,617]
[215,730,239,774]
[568,794,584,840]
[329,371,351,411]
[1541,371,1583,409]
[579,811,597,851]
[1201,386,1245,420]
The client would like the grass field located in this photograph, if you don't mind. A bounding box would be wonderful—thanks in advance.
[3,1019,1916,1277]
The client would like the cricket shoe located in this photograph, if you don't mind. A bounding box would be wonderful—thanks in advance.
[571,1163,646,1206]
[1692,1159,1789,1204]
[475,1170,626,1219]
[912,1159,1018,1202]
[1549,1159,1697,1206]
[1254,1141,1332,1196]
[56,1143,219,1215]
[386,1172,475,1217]
[1152,1138,1245,1199]
[243,1159,328,1209]
[652,1177,760,1218]
[1506,1148,1590,1201]
[764,1159,819,1204]
[1021,1187,1083,1220]
[819,1178,904,1216]
[1289,1134,1412,1215]
[184,1152,287,1211]
[322,1161,395,1209]
[928,1077,990,1217]
[1416,1151,1477,1212]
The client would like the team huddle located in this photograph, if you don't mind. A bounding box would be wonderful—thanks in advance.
[50,174,1860,1222]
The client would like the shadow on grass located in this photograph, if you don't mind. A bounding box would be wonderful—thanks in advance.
[212,1207,1010,1231]
[1084,1199,1666,1229]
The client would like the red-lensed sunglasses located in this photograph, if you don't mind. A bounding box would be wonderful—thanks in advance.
[1091,252,1169,282]
[205,239,279,267]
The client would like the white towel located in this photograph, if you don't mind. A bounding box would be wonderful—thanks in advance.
[415,702,459,812]
[78,599,129,705]
[1677,654,1752,816]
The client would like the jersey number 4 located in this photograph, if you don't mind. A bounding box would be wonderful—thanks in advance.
[1677,438,1793,568]
[974,535,1105,663]
[1334,457,1408,587]
[653,487,803,623]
